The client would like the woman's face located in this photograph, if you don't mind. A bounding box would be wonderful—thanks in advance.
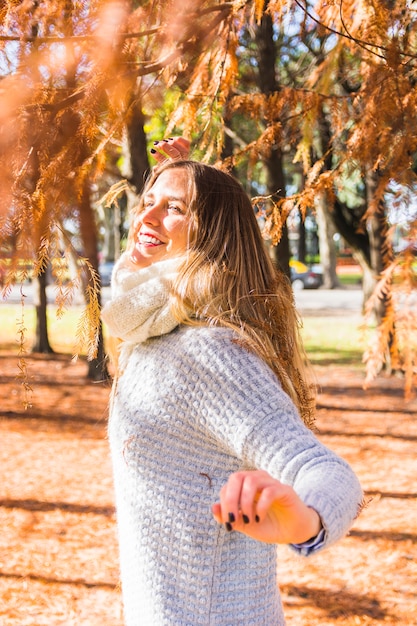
[129,168,193,268]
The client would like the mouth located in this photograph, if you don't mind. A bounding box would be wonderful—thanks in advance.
[138,233,163,247]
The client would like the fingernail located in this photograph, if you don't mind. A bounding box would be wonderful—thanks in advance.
[150,148,156,153]
[255,515,260,523]
[242,514,250,524]
[163,139,169,142]
[228,512,235,523]
[168,137,174,140]
[225,522,233,532]
[153,141,159,145]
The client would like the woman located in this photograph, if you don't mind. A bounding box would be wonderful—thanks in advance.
[101,138,363,625]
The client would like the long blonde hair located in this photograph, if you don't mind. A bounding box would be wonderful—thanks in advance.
[138,160,316,427]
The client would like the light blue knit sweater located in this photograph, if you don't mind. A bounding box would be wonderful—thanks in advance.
[108,322,363,625]
[101,257,363,625]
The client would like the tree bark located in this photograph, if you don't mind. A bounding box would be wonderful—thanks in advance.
[313,108,340,287]
[315,194,340,288]
[78,177,110,381]
[364,168,394,324]
[125,97,150,194]
[297,212,306,263]
[32,269,54,353]
[255,4,290,277]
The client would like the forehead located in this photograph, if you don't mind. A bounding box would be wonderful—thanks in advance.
[147,167,190,198]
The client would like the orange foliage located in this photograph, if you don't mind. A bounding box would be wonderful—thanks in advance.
[0,0,416,394]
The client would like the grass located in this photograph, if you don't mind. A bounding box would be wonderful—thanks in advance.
[337,273,363,286]
[1,303,367,367]
[0,304,87,355]
[300,316,366,366]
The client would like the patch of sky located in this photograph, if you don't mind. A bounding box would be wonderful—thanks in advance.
[0,41,20,76]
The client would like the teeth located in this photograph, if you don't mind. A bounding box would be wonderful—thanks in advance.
[139,235,161,245]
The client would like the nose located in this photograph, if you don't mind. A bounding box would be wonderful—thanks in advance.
[141,201,162,225]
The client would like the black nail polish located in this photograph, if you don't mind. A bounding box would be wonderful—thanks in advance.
[153,141,159,145]
[225,522,233,532]
[150,148,156,153]
[242,514,250,524]
[255,515,260,523]
[168,137,174,140]
[163,139,169,142]
[228,512,235,523]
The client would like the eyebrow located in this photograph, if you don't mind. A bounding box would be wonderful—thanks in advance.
[144,192,187,204]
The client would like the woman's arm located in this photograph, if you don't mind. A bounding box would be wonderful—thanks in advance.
[183,327,363,552]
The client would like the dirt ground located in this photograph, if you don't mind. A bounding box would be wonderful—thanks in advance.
[0,351,416,626]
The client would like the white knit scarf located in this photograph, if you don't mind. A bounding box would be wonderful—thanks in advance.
[101,255,182,368]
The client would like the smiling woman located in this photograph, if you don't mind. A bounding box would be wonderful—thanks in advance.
[100,138,363,626]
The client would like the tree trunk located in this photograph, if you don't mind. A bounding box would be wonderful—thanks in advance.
[102,200,123,262]
[363,168,396,372]
[364,168,394,324]
[78,177,109,381]
[360,262,376,311]
[118,96,150,221]
[125,97,150,194]
[255,3,290,277]
[313,107,340,287]
[221,106,238,178]
[32,269,54,353]
[365,170,393,314]
[25,100,55,356]
[315,194,340,288]
[298,212,306,263]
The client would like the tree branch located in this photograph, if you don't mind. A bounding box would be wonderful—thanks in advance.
[292,0,417,63]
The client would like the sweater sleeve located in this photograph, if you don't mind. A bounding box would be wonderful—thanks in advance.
[186,327,363,553]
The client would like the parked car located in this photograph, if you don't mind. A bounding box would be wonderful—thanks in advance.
[289,260,323,290]
[98,261,115,287]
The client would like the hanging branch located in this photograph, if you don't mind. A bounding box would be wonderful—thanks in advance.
[292,0,417,63]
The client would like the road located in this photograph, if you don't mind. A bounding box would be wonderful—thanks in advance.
[294,286,363,316]
[2,282,364,316]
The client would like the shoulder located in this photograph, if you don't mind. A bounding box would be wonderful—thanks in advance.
[148,324,236,356]
[176,325,266,368]
[167,325,282,394]
[178,324,238,353]
[128,324,285,406]
[129,323,278,387]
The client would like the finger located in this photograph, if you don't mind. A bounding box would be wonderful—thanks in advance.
[238,471,277,524]
[218,471,268,529]
[150,147,181,163]
[218,472,245,529]
[150,151,166,164]
[150,140,173,162]
[150,140,183,160]
[211,502,222,524]
[170,136,190,157]
[255,482,295,522]
[150,137,190,162]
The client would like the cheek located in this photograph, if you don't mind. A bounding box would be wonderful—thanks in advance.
[131,214,142,234]
[173,229,189,250]
[170,219,193,249]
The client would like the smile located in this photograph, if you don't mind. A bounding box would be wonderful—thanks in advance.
[138,234,163,246]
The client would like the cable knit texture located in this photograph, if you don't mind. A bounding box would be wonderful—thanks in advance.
[104,262,363,626]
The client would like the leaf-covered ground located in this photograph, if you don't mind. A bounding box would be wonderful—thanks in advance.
[0,352,416,626]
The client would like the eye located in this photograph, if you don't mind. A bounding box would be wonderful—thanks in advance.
[168,203,184,214]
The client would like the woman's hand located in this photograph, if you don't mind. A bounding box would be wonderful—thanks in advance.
[150,136,190,164]
[212,470,322,544]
